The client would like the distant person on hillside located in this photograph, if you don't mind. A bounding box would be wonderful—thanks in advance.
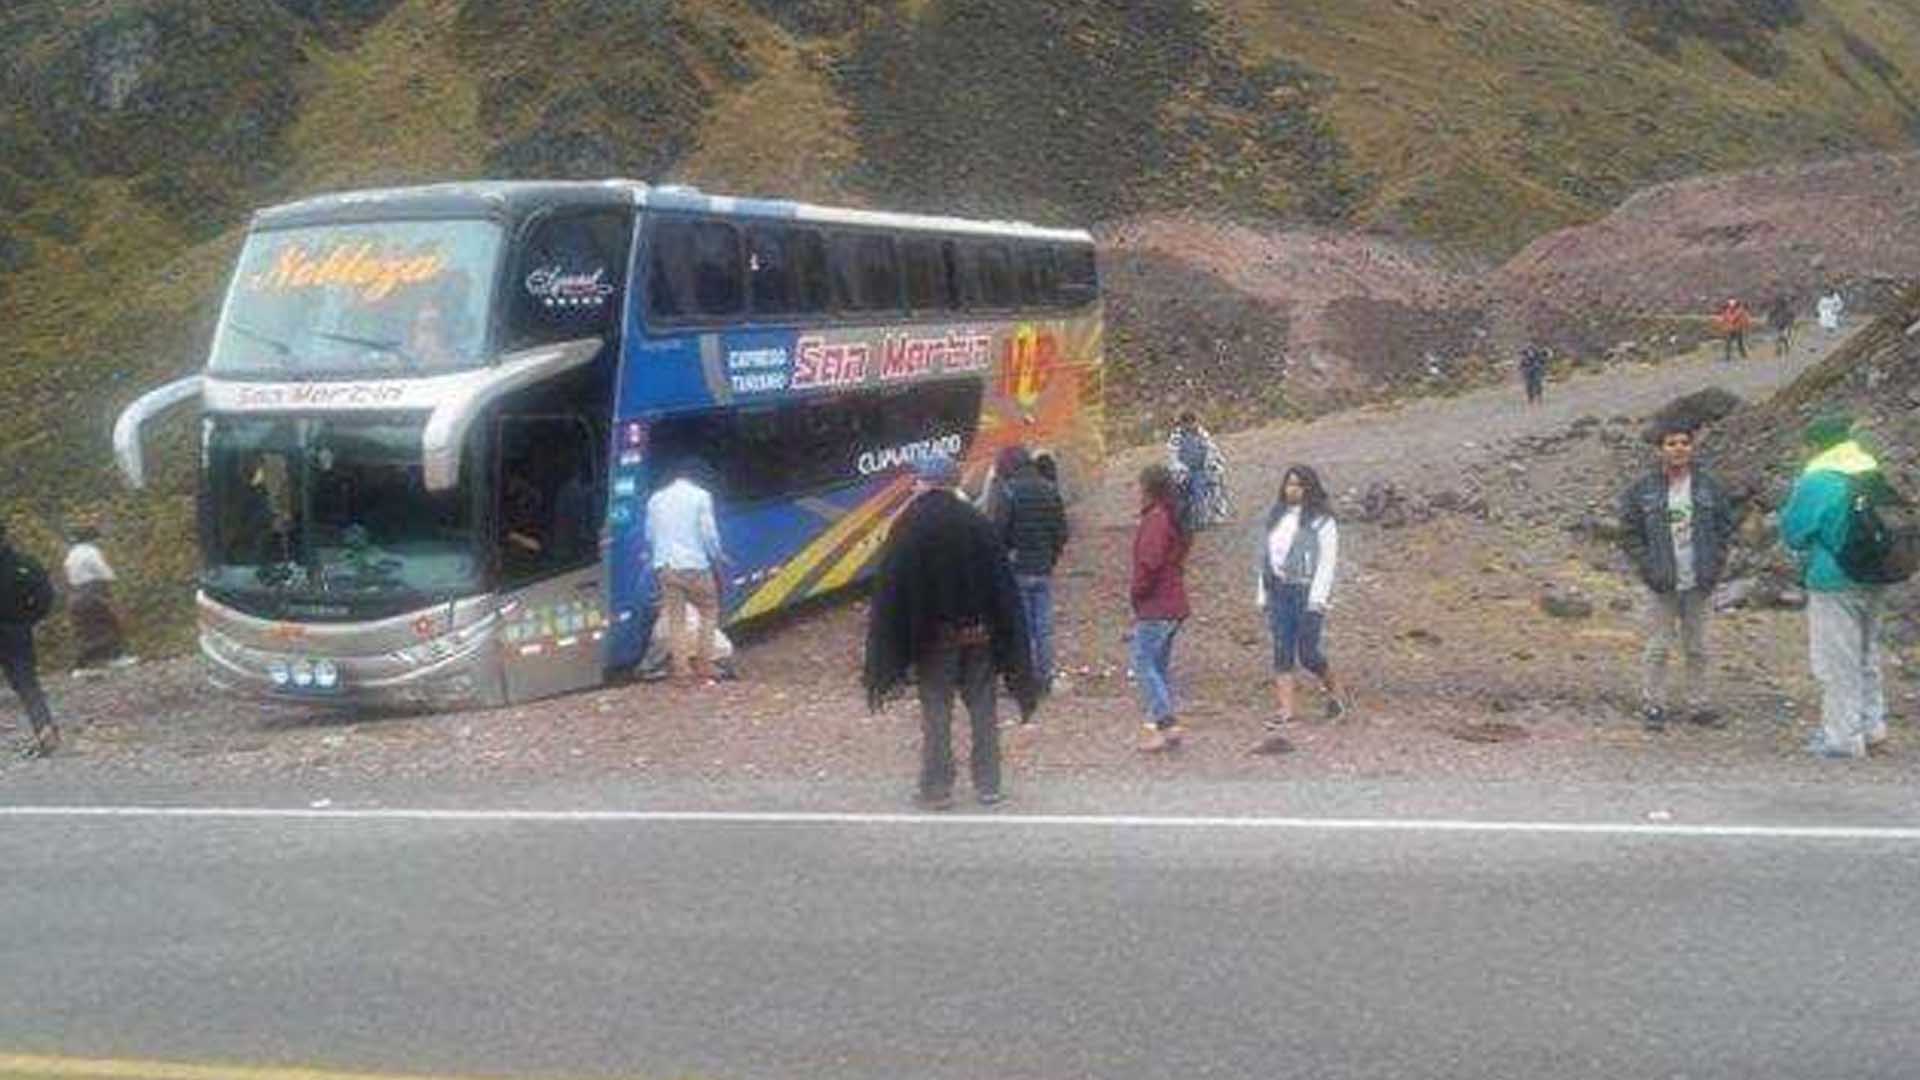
[1780,414,1903,759]
[864,452,1036,809]
[1250,464,1348,755]
[1767,296,1794,357]
[1817,289,1845,333]
[1168,412,1230,531]
[1131,464,1191,752]
[1714,298,1753,363]
[1519,343,1549,406]
[64,524,137,676]
[992,445,1069,702]
[0,521,60,759]
[1617,419,1735,733]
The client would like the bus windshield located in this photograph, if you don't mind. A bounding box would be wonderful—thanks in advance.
[209,220,501,377]
[201,415,482,616]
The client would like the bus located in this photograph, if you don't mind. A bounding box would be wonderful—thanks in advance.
[113,181,1104,709]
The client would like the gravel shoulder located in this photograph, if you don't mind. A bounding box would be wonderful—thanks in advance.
[5,326,1915,795]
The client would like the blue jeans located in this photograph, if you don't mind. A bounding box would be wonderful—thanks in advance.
[1265,583,1327,675]
[1016,574,1054,688]
[1130,619,1182,726]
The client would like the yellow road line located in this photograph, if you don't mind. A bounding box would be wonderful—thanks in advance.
[0,1054,545,1080]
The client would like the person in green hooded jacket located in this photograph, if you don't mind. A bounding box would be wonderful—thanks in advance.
[1779,413,1890,759]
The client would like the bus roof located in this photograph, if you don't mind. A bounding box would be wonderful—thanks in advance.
[251,180,1095,244]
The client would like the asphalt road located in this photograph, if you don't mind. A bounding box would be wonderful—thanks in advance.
[3,781,1919,1080]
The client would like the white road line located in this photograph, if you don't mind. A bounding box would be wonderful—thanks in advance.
[0,805,1917,840]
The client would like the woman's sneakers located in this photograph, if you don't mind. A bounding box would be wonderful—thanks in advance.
[19,725,60,760]
[1138,722,1186,753]
[1250,714,1295,755]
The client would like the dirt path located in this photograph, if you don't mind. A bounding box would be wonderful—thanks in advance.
[9,325,1912,789]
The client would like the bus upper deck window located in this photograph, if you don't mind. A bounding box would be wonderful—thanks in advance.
[1019,245,1059,308]
[648,218,744,320]
[901,238,946,313]
[747,226,797,315]
[792,230,831,314]
[512,211,630,347]
[1057,243,1098,305]
[976,243,1015,309]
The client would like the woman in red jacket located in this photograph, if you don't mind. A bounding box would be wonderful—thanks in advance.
[1131,464,1191,752]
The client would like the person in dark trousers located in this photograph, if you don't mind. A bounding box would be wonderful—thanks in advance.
[1,522,60,758]
[865,452,1037,809]
[1768,296,1795,358]
[1131,463,1191,752]
[1714,298,1752,363]
[1251,465,1347,754]
[1519,343,1549,406]
[992,445,1069,702]
[1617,419,1735,732]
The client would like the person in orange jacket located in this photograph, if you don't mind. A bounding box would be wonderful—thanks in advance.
[1713,298,1753,362]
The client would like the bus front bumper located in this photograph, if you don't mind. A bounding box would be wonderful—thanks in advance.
[196,593,508,711]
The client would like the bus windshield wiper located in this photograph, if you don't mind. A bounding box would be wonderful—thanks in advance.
[226,321,296,364]
[309,330,421,367]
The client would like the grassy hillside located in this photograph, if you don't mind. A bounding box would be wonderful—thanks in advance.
[3,0,1920,660]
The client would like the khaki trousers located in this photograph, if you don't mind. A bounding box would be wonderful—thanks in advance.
[657,568,719,678]
[1643,588,1710,711]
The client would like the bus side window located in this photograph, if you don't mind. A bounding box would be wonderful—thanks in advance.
[976,243,1015,309]
[1019,244,1059,308]
[901,237,945,314]
[647,218,744,321]
[792,229,831,314]
[940,240,964,311]
[747,225,797,316]
[858,234,902,313]
[1057,243,1098,307]
[511,210,631,349]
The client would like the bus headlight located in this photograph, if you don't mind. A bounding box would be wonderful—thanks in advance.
[292,659,315,688]
[313,660,340,689]
[268,659,292,687]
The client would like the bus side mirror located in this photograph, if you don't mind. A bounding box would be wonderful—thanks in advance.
[113,375,204,489]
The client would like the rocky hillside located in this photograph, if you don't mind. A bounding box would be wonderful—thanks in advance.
[5,0,1920,660]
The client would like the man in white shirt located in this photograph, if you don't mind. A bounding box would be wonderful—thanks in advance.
[645,460,727,683]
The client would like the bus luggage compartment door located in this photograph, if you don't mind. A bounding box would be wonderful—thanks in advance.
[495,567,607,704]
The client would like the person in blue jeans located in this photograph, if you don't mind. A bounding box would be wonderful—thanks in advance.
[1130,464,1191,752]
[992,446,1069,704]
[1251,465,1346,755]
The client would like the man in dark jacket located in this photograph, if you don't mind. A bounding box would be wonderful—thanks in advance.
[1,521,60,758]
[992,446,1069,699]
[1617,420,1735,731]
[864,452,1037,809]
[1131,463,1191,752]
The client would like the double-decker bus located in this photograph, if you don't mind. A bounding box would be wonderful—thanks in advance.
[114,181,1103,709]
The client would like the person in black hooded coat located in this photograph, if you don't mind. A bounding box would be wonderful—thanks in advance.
[864,452,1037,808]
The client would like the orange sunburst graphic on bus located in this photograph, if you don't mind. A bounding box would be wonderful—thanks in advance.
[1001,324,1057,411]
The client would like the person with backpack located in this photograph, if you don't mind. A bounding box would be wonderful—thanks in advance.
[1131,464,1191,752]
[1167,412,1229,531]
[1780,414,1911,758]
[1767,296,1795,358]
[1250,465,1347,755]
[992,445,1069,700]
[1519,343,1549,406]
[1617,419,1736,732]
[1,521,61,758]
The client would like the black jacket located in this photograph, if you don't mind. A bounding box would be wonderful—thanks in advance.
[864,490,1037,714]
[1617,467,1735,594]
[994,465,1069,577]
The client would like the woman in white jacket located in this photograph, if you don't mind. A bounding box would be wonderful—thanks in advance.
[1252,465,1347,754]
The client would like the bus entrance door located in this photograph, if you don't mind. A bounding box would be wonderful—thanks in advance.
[493,414,608,703]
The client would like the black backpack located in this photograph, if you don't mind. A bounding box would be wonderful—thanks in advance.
[1838,473,1919,586]
[0,553,55,624]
